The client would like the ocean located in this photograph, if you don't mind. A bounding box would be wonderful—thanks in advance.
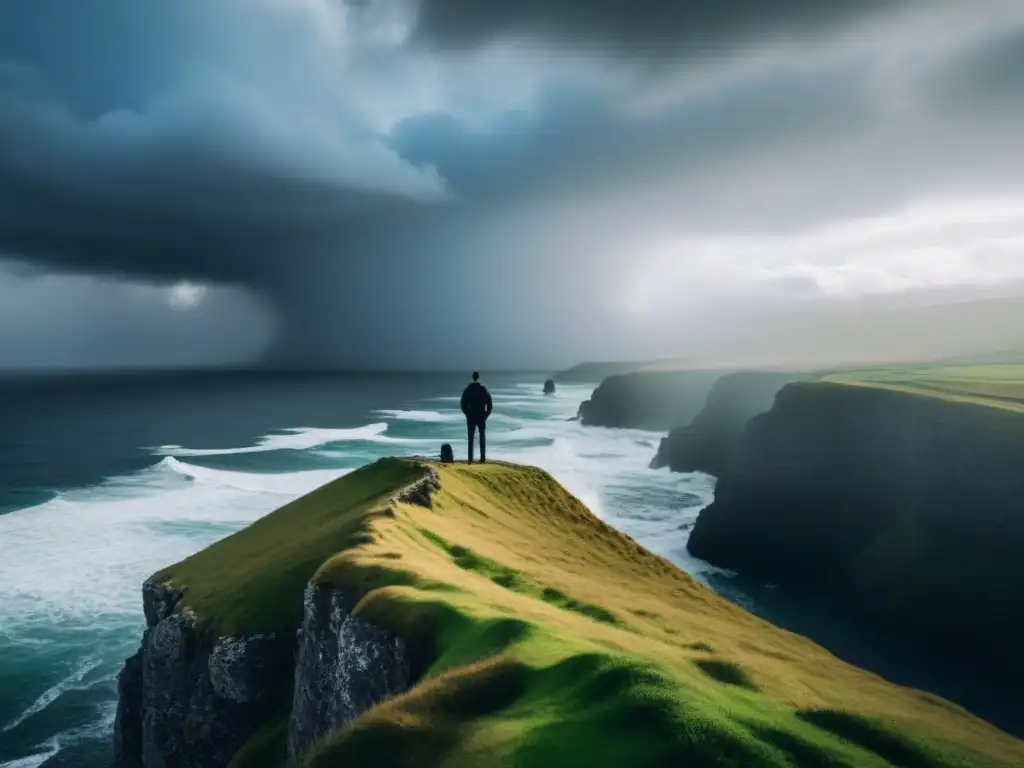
[0,372,717,767]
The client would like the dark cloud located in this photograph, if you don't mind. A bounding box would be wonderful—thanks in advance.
[2,0,1024,370]
[0,263,273,369]
[411,0,917,58]
[390,63,872,209]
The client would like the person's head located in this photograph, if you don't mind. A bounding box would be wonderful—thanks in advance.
[472,371,480,382]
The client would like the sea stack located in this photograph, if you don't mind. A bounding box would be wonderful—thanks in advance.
[543,378,556,394]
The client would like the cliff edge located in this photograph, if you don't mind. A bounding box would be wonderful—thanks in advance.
[116,458,1024,767]
[689,379,1024,686]
[650,371,808,477]
[578,370,726,430]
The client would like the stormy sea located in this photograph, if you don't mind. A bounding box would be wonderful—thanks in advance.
[0,372,716,767]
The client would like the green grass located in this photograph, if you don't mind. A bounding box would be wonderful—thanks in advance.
[819,364,1024,411]
[152,458,1024,767]
[153,458,424,637]
[228,716,288,768]
[797,709,945,768]
[419,528,618,626]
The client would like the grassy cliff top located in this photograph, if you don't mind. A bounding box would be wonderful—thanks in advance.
[156,459,1024,767]
[819,364,1024,412]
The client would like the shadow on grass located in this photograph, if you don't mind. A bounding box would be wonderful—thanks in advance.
[747,723,855,768]
[797,709,944,768]
[420,529,619,626]
[695,659,760,691]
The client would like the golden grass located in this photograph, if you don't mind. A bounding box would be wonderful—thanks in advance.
[819,364,1024,412]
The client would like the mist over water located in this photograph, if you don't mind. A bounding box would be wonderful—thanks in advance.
[0,377,715,767]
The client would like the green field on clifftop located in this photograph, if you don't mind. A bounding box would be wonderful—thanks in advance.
[820,364,1024,411]
[155,459,1024,767]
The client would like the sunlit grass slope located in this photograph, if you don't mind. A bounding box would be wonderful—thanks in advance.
[820,364,1024,411]
[156,459,1024,767]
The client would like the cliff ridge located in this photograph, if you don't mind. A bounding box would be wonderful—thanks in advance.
[115,457,1024,767]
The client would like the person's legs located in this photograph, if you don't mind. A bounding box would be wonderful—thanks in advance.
[479,420,486,463]
[466,419,476,463]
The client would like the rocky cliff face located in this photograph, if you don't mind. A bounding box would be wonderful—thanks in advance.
[288,583,409,764]
[114,581,292,768]
[688,382,1024,682]
[578,370,726,430]
[650,372,808,477]
[115,580,411,768]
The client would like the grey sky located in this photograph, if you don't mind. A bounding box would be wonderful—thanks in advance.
[2,0,1024,369]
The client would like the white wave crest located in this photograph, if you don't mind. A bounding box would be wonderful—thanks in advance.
[158,457,350,495]
[374,409,459,423]
[152,424,389,457]
[0,700,117,768]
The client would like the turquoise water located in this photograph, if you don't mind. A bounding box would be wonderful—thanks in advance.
[0,377,716,766]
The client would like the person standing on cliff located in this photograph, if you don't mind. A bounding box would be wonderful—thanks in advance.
[461,372,493,464]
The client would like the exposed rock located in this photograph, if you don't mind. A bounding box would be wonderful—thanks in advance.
[114,580,292,767]
[440,443,455,463]
[142,581,186,628]
[578,370,727,430]
[114,654,144,768]
[543,378,556,395]
[650,371,808,477]
[688,381,1024,685]
[288,583,410,765]
[393,466,440,508]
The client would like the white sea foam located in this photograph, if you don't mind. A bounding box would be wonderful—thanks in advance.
[160,457,349,495]
[374,409,460,423]
[0,747,57,768]
[2,659,102,733]
[0,458,348,632]
[0,700,117,768]
[152,424,389,456]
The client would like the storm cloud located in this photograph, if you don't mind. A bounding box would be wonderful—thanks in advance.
[411,0,916,58]
[3,0,1024,369]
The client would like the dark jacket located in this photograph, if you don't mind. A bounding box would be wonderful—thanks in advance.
[461,381,493,422]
